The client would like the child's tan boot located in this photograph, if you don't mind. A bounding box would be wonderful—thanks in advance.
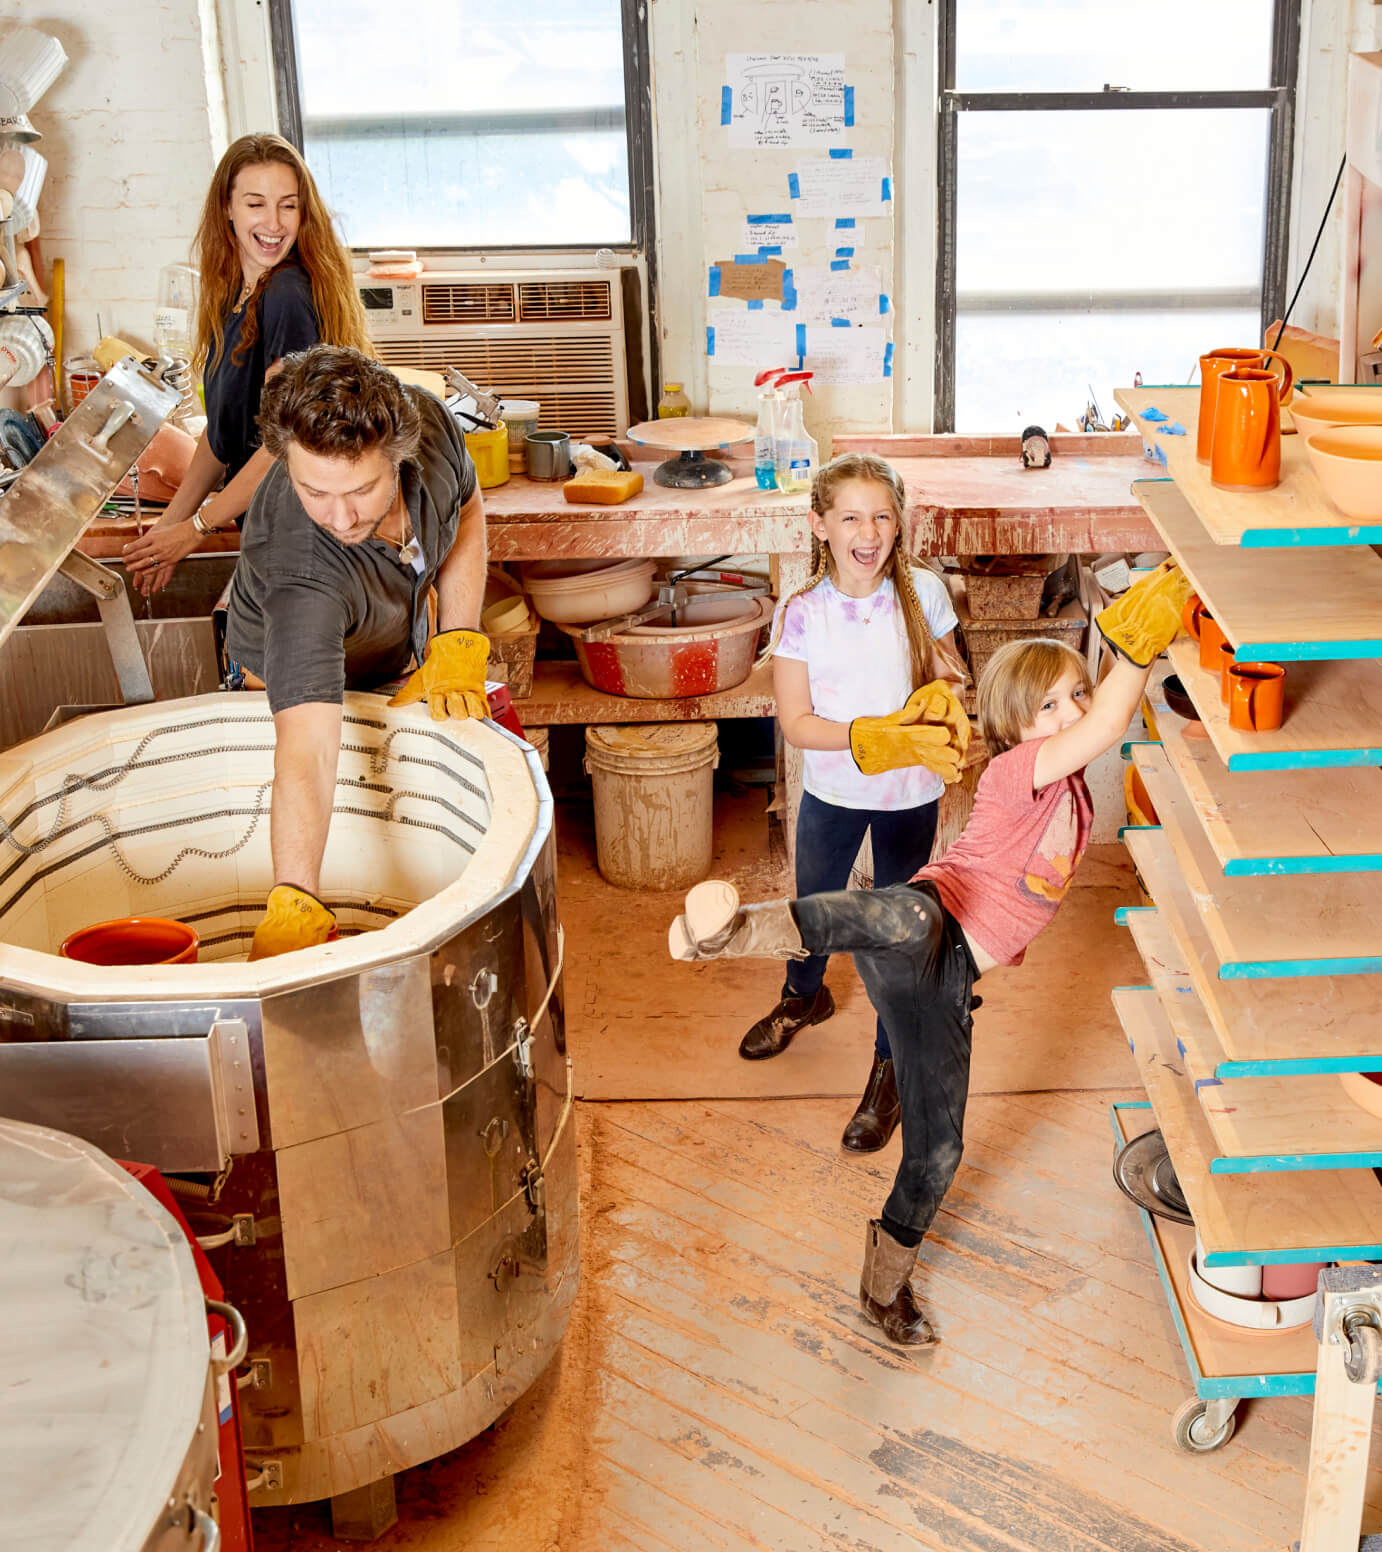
[859,1219,937,1347]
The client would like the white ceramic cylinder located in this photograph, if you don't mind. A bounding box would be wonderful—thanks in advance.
[0,27,68,112]
[1193,1233,1262,1298]
[9,145,46,232]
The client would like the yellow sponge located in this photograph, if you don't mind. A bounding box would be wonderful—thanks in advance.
[93,336,145,371]
[562,468,644,505]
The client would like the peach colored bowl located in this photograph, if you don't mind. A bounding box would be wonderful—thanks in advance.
[1289,390,1382,442]
[1303,425,1382,519]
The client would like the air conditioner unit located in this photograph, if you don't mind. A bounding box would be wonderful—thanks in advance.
[357,268,629,438]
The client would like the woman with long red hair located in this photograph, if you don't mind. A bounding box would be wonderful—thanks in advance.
[124,133,370,594]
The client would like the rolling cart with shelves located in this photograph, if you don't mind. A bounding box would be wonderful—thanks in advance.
[1105,387,1382,1484]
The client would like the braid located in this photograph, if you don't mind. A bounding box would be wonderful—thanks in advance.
[890,549,935,689]
[758,536,831,665]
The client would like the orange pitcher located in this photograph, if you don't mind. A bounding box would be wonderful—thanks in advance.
[1210,368,1283,492]
[1197,347,1293,463]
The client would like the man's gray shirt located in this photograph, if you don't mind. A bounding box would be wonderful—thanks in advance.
[225,387,477,714]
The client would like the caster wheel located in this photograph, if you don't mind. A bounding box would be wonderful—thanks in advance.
[1343,1319,1382,1386]
[1172,1396,1236,1453]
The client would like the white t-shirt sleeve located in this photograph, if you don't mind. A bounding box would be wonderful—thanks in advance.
[770,591,810,663]
[912,565,959,640]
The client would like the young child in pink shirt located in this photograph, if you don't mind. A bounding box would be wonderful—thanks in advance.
[668,561,1189,1348]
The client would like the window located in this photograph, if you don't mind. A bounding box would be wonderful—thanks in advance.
[936,0,1298,432]
[270,0,650,250]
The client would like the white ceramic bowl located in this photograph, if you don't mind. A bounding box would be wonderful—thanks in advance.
[521,558,656,624]
[1303,426,1382,520]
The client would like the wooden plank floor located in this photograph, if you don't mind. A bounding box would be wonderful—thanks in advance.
[251,1089,1382,1552]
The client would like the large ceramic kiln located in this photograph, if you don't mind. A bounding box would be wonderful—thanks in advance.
[0,358,577,1518]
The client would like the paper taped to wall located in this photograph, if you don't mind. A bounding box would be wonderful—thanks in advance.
[789,155,890,218]
[789,264,883,323]
[723,54,848,149]
[799,324,889,385]
[706,307,799,366]
[744,214,798,252]
[710,257,786,303]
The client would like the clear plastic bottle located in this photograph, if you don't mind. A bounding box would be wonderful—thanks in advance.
[753,367,788,491]
[153,262,200,428]
[657,382,691,417]
[773,371,817,494]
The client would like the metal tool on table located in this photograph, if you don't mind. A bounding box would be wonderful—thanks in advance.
[625,416,754,488]
[442,365,501,430]
[578,556,770,642]
[0,354,182,710]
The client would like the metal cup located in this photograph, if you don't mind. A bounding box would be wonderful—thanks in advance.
[525,431,571,481]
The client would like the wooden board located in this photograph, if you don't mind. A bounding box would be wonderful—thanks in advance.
[1144,686,1382,875]
[625,417,753,451]
[1133,479,1382,659]
[1165,637,1382,771]
[1123,907,1228,1088]
[1111,991,1382,1262]
[1116,385,1382,547]
[1130,744,1382,977]
[512,659,776,726]
[1122,826,1382,1073]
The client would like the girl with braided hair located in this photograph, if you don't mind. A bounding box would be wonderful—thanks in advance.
[744,453,965,1153]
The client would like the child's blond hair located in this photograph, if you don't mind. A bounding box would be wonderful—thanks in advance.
[977,639,1093,754]
[758,452,936,688]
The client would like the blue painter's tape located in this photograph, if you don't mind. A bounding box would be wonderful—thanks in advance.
[758,246,782,256]
[788,174,800,199]
[844,85,854,126]
[708,266,721,297]
[831,317,851,327]
[796,324,807,357]
[883,341,894,378]
[733,253,767,264]
[830,259,850,271]
[881,176,892,201]
[836,217,856,229]
[879,294,890,314]
[747,299,764,311]
[706,326,715,356]
[781,270,796,310]
[834,246,855,257]
[830,147,853,159]
[747,212,792,224]
[721,86,732,124]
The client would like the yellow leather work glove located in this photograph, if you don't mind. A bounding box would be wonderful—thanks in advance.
[849,680,970,782]
[1096,560,1194,668]
[388,628,491,721]
[249,884,336,961]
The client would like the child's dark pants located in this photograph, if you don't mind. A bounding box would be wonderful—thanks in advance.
[784,792,939,1058]
[791,881,978,1246]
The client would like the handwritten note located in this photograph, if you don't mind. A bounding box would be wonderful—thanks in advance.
[790,264,883,323]
[706,308,799,367]
[743,215,798,251]
[800,325,889,385]
[790,156,890,219]
[710,258,786,303]
[724,54,847,149]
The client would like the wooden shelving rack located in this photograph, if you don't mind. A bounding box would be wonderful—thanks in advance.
[1109,386,1382,1451]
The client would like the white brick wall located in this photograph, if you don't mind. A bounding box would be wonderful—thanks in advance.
[2,0,225,360]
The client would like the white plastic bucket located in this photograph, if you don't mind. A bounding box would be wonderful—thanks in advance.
[584,722,719,890]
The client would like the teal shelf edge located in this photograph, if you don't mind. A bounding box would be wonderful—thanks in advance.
[1218,1055,1382,1077]
[1109,1105,1320,1399]
[1241,525,1382,549]
[1227,747,1382,772]
[1209,1149,1382,1173]
[1220,954,1382,979]
[1225,855,1382,877]
[1241,639,1382,662]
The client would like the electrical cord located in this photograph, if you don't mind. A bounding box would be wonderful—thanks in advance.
[1272,152,1346,352]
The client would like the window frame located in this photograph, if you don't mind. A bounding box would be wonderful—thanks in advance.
[266,0,657,260]
[933,0,1300,431]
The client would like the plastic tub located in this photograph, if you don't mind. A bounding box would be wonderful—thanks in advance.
[521,558,657,624]
[501,400,540,470]
[584,722,719,890]
[60,916,199,966]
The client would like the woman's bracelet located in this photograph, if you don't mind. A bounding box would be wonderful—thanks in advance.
[191,505,220,536]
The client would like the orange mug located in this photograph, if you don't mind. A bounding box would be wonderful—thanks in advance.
[1218,641,1236,704]
[1211,368,1283,492]
[1182,593,1229,672]
[1227,662,1286,732]
[1198,347,1293,463]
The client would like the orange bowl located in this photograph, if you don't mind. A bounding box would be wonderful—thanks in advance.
[60,916,199,966]
[1303,425,1382,519]
[1289,390,1382,441]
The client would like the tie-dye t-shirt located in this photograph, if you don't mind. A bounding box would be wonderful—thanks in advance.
[772,567,958,811]
[915,736,1093,967]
